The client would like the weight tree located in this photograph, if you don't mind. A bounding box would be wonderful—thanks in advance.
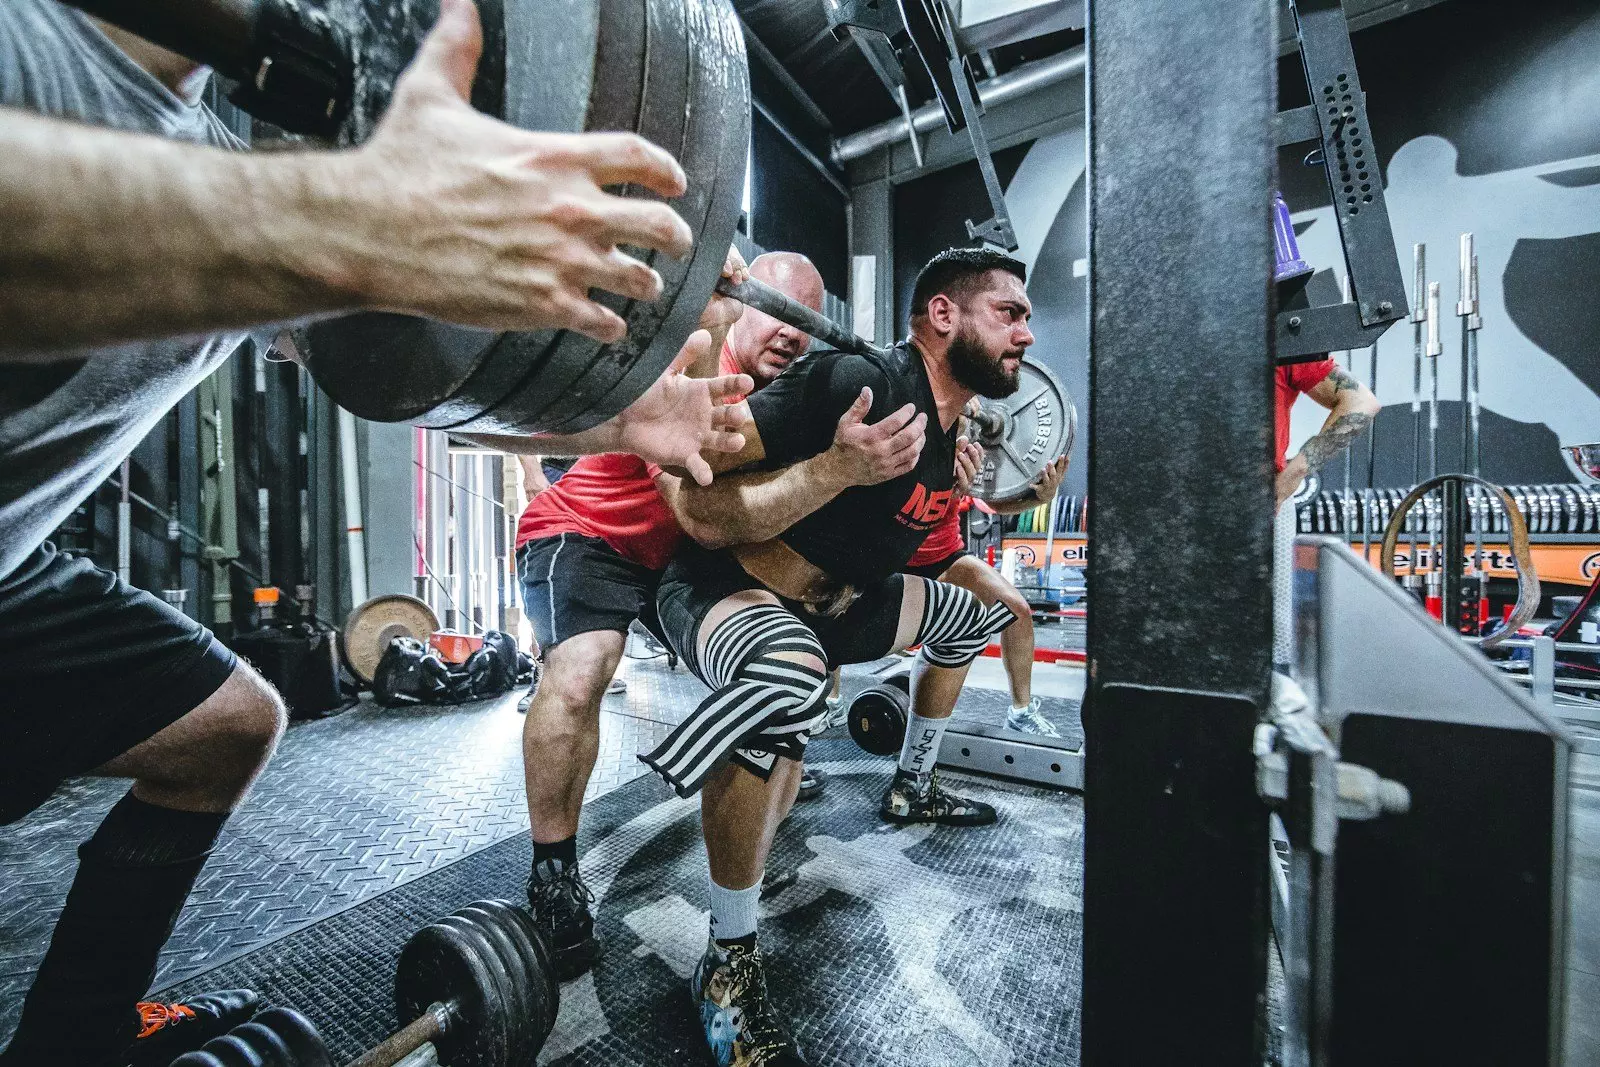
[1081,0,1277,1062]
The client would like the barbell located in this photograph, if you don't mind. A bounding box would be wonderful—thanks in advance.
[170,899,559,1067]
[714,277,1077,508]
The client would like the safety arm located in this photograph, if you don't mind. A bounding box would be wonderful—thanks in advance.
[657,451,855,550]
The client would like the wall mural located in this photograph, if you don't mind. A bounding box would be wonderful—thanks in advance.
[985,1,1600,497]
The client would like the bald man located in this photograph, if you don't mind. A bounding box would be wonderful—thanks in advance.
[511,250,925,979]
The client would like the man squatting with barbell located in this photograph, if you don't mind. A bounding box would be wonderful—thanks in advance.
[0,0,758,1062]
[496,248,932,980]
[599,247,1033,1067]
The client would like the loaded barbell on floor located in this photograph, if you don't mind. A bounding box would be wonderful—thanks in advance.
[171,899,558,1067]
[846,666,911,756]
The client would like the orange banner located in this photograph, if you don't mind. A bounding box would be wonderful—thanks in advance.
[1002,535,1600,588]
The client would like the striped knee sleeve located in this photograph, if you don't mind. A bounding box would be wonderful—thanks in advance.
[914,577,1017,669]
[641,606,829,797]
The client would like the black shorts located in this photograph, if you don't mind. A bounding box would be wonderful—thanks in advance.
[0,543,238,824]
[655,542,906,680]
[517,533,660,651]
[902,548,971,580]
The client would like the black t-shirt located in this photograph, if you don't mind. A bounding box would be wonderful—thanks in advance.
[747,343,958,586]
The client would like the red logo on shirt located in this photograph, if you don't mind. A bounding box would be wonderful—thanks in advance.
[898,484,953,528]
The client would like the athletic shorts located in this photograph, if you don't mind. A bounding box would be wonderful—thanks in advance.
[654,542,905,680]
[0,542,238,824]
[902,548,971,581]
[517,532,660,651]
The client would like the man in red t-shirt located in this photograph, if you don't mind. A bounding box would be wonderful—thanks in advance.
[507,249,926,980]
[902,449,1069,736]
[1274,356,1381,503]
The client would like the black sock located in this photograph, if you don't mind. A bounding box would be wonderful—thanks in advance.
[532,835,577,869]
[1,793,228,1067]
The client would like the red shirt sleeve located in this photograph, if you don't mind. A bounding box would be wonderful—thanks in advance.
[1286,357,1336,394]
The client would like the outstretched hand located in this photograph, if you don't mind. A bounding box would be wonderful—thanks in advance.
[826,387,927,487]
[952,436,984,498]
[614,332,753,485]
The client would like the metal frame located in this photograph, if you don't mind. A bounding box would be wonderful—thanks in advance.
[939,730,1084,789]
[1081,0,1276,1062]
[1276,0,1408,359]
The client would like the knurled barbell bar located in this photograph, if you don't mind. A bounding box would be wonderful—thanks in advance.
[171,899,558,1067]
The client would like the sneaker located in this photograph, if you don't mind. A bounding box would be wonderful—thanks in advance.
[1004,697,1062,738]
[127,989,262,1066]
[795,769,825,802]
[606,677,627,695]
[692,937,810,1067]
[517,689,534,714]
[879,769,997,827]
[822,697,847,731]
[527,858,600,980]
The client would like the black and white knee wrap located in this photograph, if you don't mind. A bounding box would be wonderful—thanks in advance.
[640,605,830,797]
[914,577,1017,668]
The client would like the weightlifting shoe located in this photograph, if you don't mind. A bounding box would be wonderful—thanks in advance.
[1004,697,1062,738]
[795,769,825,802]
[527,858,600,980]
[127,989,261,1066]
[693,937,810,1067]
[879,769,997,827]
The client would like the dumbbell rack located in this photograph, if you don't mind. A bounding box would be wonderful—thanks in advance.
[1296,483,1600,587]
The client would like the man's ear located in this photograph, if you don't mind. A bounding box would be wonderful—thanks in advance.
[925,293,958,336]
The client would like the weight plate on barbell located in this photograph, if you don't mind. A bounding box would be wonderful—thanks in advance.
[971,356,1076,506]
[491,900,561,1035]
[342,594,441,685]
[536,0,750,434]
[396,915,512,1067]
[470,900,560,1042]
[251,1006,333,1067]
[440,911,535,1066]
[508,0,707,435]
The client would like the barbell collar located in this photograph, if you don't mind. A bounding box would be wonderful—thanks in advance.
[715,276,886,359]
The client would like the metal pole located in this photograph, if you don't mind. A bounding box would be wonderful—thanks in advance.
[117,457,133,584]
[1408,245,1426,580]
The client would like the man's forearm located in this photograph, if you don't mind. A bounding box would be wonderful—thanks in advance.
[0,109,378,358]
[670,453,852,549]
[1297,409,1375,470]
[460,425,623,457]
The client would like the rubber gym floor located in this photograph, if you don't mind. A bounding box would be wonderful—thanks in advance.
[1,654,1596,1065]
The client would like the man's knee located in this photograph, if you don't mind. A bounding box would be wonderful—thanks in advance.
[530,634,621,722]
[209,665,287,773]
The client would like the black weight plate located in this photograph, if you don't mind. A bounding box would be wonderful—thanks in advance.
[304,315,504,426]
[472,900,559,1046]
[848,686,908,756]
[434,0,651,436]
[541,0,748,433]
[227,1022,296,1066]
[169,1054,224,1067]
[192,1034,267,1067]
[453,907,537,1063]
[449,0,677,434]
[396,919,511,1067]
[492,900,562,1035]
[510,0,700,434]
[253,1006,332,1067]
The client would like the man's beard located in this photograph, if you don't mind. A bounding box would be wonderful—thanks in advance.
[947,327,1022,398]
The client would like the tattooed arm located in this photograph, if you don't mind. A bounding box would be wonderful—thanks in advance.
[1276,364,1381,505]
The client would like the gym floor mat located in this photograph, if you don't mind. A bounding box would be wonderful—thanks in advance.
[159,737,1086,1066]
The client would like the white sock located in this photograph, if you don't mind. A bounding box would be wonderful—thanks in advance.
[707,875,761,943]
[1010,703,1030,715]
[897,710,949,777]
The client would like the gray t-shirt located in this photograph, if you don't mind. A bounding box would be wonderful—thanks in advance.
[0,0,246,581]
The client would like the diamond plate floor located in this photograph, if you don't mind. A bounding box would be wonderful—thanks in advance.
[0,653,997,1043]
[159,739,1084,1067]
[0,654,697,1041]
